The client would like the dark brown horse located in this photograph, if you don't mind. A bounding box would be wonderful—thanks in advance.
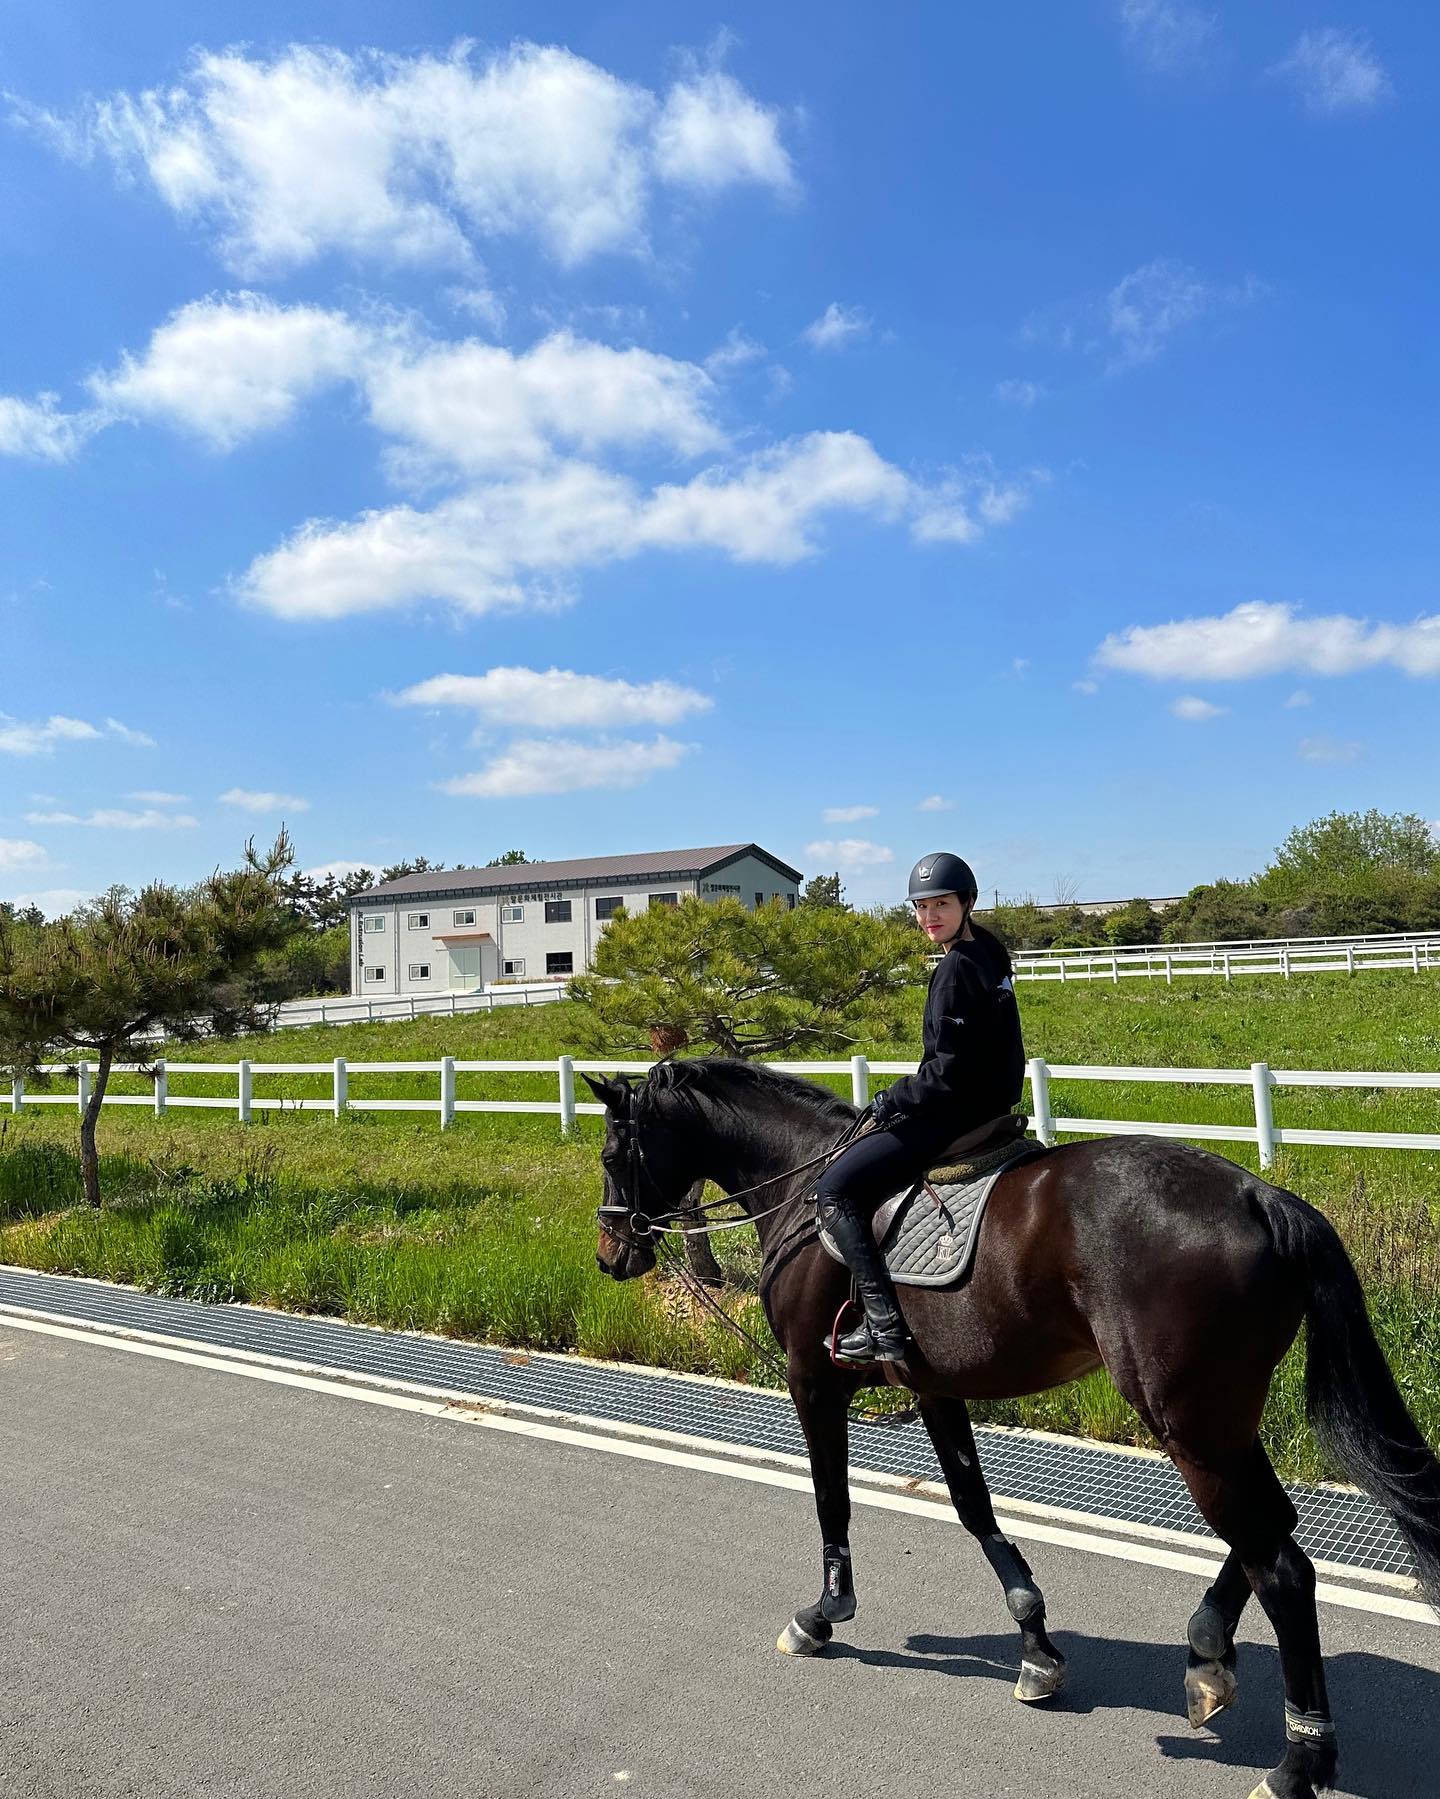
[587,1058,1440,1799]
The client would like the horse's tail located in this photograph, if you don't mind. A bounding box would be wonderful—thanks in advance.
[1254,1182,1440,1599]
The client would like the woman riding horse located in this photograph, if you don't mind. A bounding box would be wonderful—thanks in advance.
[589,926,1440,1799]
[816,851,1023,1364]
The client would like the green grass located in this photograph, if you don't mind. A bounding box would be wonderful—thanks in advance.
[3,969,1439,1481]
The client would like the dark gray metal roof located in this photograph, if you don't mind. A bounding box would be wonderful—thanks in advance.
[354,843,803,906]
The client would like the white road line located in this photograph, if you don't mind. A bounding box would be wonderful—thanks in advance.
[0,1298,1419,1596]
[4,1309,1435,1631]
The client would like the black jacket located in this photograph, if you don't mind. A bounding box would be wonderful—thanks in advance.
[872,930,1025,1135]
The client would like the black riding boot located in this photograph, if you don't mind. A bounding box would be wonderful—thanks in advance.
[819,1197,910,1364]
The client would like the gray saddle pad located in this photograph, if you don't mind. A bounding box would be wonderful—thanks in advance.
[818,1143,1048,1288]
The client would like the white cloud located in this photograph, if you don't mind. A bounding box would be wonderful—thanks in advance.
[995,379,1044,408]
[238,432,919,620]
[365,329,723,475]
[1097,600,1440,680]
[1170,695,1227,721]
[25,807,198,829]
[394,666,712,730]
[2,888,92,917]
[0,837,48,870]
[91,293,366,449]
[0,714,102,755]
[1273,29,1391,116]
[909,461,1037,545]
[1115,1,1219,74]
[439,734,692,797]
[822,805,878,824]
[23,42,793,275]
[1073,678,1100,696]
[126,789,190,804]
[705,329,766,375]
[219,787,310,813]
[1298,735,1363,765]
[803,838,894,869]
[1106,260,1264,370]
[802,302,871,351]
[0,393,102,461]
[304,859,373,882]
[103,717,157,748]
[444,283,506,334]
[917,795,952,812]
[1284,689,1312,709]
[652,69,794,191]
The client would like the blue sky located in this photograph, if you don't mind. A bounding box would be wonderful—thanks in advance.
[3,2,1436,913]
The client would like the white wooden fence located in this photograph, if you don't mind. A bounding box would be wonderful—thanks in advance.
[1011,935,1440,983]
[9,1055,1439,1171]
[268,982,568,1029]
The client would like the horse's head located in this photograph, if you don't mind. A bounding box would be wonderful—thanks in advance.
[586,1068,698,1280]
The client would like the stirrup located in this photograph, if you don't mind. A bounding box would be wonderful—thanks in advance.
[827,1304,909,1367]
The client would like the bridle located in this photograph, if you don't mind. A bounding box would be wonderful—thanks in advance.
[594,1091,868,1247]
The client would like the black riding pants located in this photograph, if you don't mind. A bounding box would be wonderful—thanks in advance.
[815,1115,962,1220]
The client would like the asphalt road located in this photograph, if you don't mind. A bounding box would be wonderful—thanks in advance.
[3,1321,1437,1799]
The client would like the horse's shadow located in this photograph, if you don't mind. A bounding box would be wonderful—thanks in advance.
[824,1629,1436,1799]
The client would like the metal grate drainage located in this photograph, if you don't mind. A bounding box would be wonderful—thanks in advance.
[0,1264,1416,1583]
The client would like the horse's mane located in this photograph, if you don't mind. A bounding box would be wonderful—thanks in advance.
[639,1055,856,1129]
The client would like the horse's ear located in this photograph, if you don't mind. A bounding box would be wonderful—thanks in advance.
[582,1072,629,1113]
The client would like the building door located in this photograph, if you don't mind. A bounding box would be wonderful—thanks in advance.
[448,946,483,991]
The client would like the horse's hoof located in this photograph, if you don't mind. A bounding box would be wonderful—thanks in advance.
[1247,1783,1277,1799]
[777,1616,829,1656]
[1014,1656,1066,1703]
[1185,1658,1239,1728]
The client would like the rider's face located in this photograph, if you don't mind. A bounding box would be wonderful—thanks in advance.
[914,892,966,945]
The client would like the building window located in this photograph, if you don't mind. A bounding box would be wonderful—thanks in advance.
[452,908,476,927]
[786,893,796,910]
[406,912,429,930]
[755,892,765,908]
[594,895,623,921]
[648,892,678,908]
[363,914,387,933]
[500,904,524,923]
[544,899,572,923]
[364,965,386,983]
[546,951,574,976]
[502,957,526,977]
[407,963,430,981]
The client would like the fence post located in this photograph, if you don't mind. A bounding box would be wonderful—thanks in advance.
[333,1057,348,1119]
[1164,955,1173,986]
[558,1055,576,1136]
[1281,948,1290,980]
[440,1056,455,1130]
[1222,952,1231,983]
[238,1058,252,1124]
[77,1060,91,1117]
[1346,946,1355,976]
[850,1054,870,1108]
[10,1076,22,1115]
[1027,1057,1055,1147]
[1111,954,1119,984]
[154,1058,167,1117]
[1413,945,1421,975]
[1250,1062,1276,1171]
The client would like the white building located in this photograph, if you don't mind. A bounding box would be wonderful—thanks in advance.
[349,843,803,997]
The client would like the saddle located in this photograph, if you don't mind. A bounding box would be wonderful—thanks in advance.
[817,1113,1049,1289]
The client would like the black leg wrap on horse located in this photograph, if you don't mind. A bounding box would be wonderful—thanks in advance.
[982,1533,1045,1626]
[819,1542,856,1623]
[1283,1702,1337,1748]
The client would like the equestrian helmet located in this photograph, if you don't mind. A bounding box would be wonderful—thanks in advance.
[907,852,978,904]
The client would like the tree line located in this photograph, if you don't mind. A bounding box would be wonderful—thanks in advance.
[804,811,1440,951]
